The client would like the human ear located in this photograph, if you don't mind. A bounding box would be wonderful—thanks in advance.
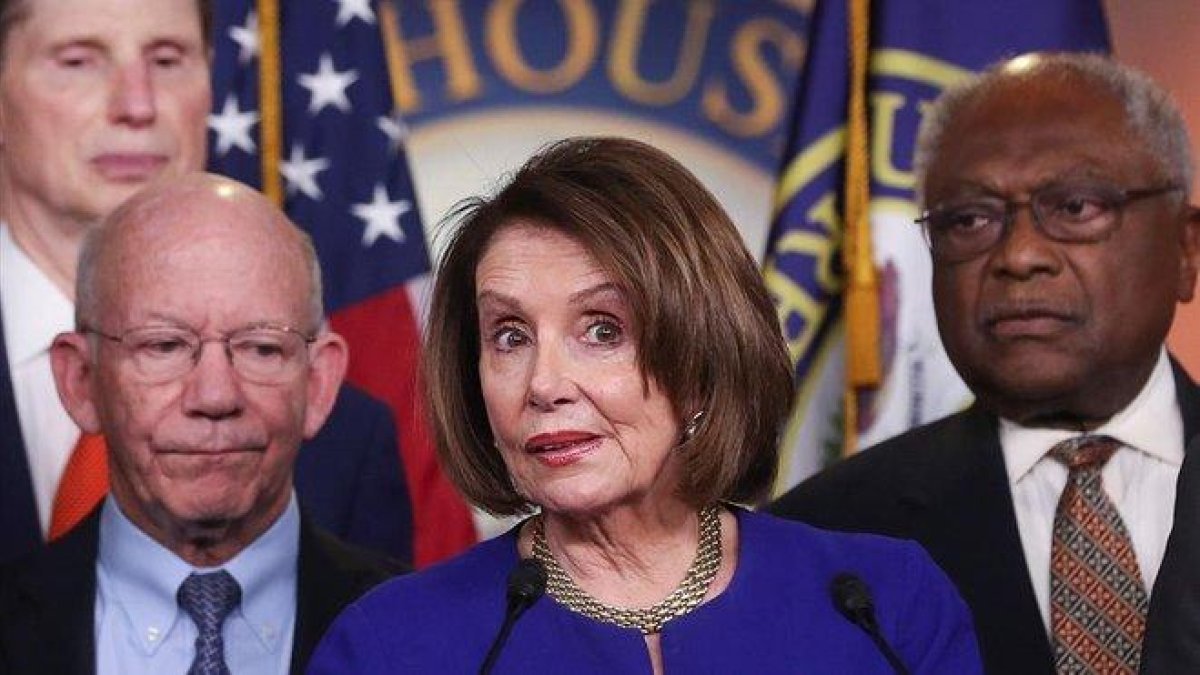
[1176,205,1200,303]
[301,331,349,439]
[50,332,102,433]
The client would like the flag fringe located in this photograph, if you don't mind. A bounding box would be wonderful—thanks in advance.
[256,0,283,205]
[841,0,881,455]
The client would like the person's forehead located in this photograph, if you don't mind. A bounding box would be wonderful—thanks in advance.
[124,192,291,262]
[4,0,203,52]
[112,198,301,292]
[930,77,1147,189]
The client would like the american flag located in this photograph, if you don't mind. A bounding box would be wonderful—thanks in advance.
[206,0,476,567]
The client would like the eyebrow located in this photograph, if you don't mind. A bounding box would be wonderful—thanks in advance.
[48,37,106,53]
[139,312,190,327]
[46,32,200,54]
[568,282,623,306]
[475,282,624,313]
[145,38,193,52]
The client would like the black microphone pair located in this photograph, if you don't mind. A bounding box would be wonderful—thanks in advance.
[479,559,547,675]
[831,573,911,675]
[480,561,908,674]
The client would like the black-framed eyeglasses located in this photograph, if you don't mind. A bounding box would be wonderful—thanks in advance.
[915,182,1183,263]
[82,323,317,385]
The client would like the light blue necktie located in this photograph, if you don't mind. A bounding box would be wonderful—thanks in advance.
[177,570,242,675]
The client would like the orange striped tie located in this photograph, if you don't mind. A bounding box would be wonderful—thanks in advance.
[47,433,109,541]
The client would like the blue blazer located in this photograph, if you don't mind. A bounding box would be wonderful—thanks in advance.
[309,509,982,674]
[0,307,414,566]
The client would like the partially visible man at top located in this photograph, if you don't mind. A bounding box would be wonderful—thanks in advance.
[0,0,413,564]
[0,173,399,675]
[770,53,1200,674]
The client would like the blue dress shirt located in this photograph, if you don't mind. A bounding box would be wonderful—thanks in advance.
[95,494,299,675]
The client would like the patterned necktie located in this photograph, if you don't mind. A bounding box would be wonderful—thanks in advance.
[48,433,109,540]
[177,571,242,675]
[1049,435,1149,674]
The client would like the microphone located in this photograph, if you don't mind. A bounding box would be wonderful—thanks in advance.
[831,573,911,675]
[479,559,547,675]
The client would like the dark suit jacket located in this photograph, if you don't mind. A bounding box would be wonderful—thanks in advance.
[769,361,1200,675]
[0,508,401,675]
[1142,433,1200,674]
[0,306,414,566]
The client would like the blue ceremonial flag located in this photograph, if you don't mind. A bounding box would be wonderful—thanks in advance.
[765,0,1110,490]
[206,0,476,566]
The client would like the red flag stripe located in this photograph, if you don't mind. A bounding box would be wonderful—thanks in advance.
[331,286,476,567]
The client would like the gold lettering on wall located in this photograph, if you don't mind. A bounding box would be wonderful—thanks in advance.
[702,17,804,137]
[487,0,599,94]
[608,0,715,106]
[391,0,482,113]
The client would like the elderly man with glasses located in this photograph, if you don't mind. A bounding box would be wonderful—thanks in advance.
[0,0,414,569]
[771,53,1200,675]
[0,173,399,675]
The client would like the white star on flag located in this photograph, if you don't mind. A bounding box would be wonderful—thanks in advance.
[280,144,331,200]
[376,114,410,153]
[333,0,376,26]
[207,95,259,156]
[352,184,410,246]
[229,10,259,63]
[298,53,359,114]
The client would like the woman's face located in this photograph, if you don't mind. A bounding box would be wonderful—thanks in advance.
[475,223,683,518]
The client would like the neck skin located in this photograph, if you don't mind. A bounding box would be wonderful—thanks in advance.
[981,356,1159,432]
[525,497,706,609]
[112,489,290,568]
[0,179,91,300]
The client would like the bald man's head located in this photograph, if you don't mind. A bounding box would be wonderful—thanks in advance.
[76,173,324,333]
[52,172,346,564]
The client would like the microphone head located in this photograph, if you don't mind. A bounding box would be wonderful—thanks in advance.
[508,559,547,606]
[830,572,875,623]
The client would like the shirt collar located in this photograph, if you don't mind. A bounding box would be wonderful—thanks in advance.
[98,492,300,654]
[1001,349,1184,483]
[222,495,300,650]
[0,223,75,366]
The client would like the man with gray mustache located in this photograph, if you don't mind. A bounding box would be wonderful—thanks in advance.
[0,173,398,674]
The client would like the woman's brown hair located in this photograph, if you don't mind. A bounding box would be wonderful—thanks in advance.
[424,137,794,515]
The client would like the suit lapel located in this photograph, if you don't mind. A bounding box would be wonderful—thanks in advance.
[1171,357,1200,446]
[0,306,44,565]
[0,510,99,675]
[290,518,388,675]
[900,406,1054,674]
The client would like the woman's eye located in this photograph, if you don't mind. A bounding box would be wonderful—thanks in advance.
[493,326,529,351]
[585,320,622,345]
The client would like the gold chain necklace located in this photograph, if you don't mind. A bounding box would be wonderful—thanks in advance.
[531,504,722,635]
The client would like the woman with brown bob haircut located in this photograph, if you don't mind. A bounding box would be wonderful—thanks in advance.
[310,137,981,674]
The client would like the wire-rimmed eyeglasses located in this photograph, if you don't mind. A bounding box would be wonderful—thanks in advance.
[82,323,317,384]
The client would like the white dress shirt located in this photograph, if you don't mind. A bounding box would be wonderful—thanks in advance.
[95,494,299,675]
[1000,350,1183,633]
[0,223,78,534]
